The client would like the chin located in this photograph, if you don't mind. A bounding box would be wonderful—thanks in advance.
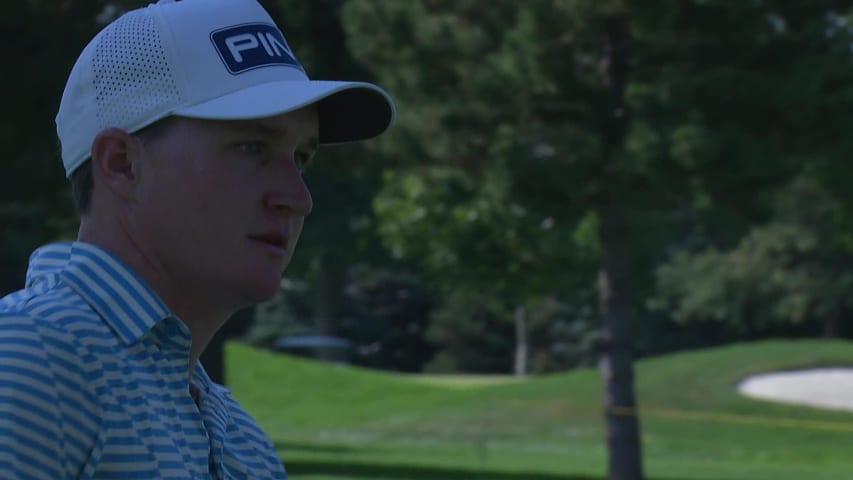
[238,271,284,304]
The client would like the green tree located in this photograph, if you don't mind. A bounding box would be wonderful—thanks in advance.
[342,1,643,476]
[1,1,125,295]
[651,177,853,339]
[373,158,586,373]
[341,265,434,372]
[342,2,853,479]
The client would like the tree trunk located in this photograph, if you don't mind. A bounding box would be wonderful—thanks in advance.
[597,9,644,480]
[598,205,643,480]
[514,305,528,377]
[313,252,345,361]
[313,251,342,338]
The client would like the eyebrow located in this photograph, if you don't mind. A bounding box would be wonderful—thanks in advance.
[303,136,320,156]
[229,121,286,137]
[229,120,319,153]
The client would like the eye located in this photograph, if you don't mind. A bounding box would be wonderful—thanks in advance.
[238,142,265,155]
[295,151,314,173]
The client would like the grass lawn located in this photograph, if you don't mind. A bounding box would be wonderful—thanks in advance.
[225,339,853,479]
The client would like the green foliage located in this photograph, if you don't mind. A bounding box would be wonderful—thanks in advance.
[372,160,595,372]
[527,291,601,372]
[374,164,569,297]
[650,177,853,336]
[1,0,157,296]
[340,265,434,372]
[246,265,438,372]
[346,0,851,373]
[244,278,315,347]
[423,289,601,374]
[0,1,118,294]
[424,288,515,373]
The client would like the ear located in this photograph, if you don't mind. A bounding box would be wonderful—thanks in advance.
[90,128,143,202]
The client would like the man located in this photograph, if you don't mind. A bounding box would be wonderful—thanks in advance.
[0,0,394,478]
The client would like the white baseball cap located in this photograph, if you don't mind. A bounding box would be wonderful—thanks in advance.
[56,0,396,178]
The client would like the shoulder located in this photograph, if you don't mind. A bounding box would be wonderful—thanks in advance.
[0,312,103,477]
[0,310,102,405]
[0,300,101,364]
[1,281,111,351]
[0,307,104,405]
[0,308,107,424]
[0,310,76,361]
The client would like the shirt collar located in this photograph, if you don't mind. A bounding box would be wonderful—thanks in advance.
[191,362,233,423]
[28,241,173,344]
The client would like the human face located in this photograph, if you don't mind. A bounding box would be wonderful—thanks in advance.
[129,106,318,308]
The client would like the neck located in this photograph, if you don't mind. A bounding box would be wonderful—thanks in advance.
[78,218,233,377]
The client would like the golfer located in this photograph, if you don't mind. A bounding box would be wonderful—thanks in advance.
[0,0,394,477]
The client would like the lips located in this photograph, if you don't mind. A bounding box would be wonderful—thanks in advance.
[251,233,286,247]
[249,232,288,256]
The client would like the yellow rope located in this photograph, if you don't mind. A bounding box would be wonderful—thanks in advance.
[605,405,853,432]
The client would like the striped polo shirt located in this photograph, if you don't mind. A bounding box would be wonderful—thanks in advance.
[0,242,287,479]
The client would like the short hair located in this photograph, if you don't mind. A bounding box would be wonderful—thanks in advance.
[70,117,175,215]
[70,160,94,214]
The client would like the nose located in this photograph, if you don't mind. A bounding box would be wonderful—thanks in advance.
[263,154,313,216]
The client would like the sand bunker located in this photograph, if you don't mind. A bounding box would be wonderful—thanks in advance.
[738,368,853,412]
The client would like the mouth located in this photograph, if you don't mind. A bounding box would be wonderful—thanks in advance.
[249,233,288,256]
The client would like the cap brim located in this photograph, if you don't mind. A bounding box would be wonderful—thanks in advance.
[173,80,395,144]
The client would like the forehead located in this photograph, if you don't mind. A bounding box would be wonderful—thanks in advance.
[166,105,319,140]
[226,105,319,137]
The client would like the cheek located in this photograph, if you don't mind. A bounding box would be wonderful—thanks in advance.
[189,184,262,255]
[291,217,306,244]
[140,176,216,242]
[140,152,257,247]
[181,187,236,240]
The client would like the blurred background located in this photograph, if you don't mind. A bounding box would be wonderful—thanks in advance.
[6,1,853,479]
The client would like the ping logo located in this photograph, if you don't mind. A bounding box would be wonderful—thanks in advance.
[211,23,302,74]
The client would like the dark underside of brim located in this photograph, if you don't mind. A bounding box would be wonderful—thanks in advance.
[317,87,394,144]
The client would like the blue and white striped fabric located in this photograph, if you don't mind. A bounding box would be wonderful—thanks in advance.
[0,242,287,479]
